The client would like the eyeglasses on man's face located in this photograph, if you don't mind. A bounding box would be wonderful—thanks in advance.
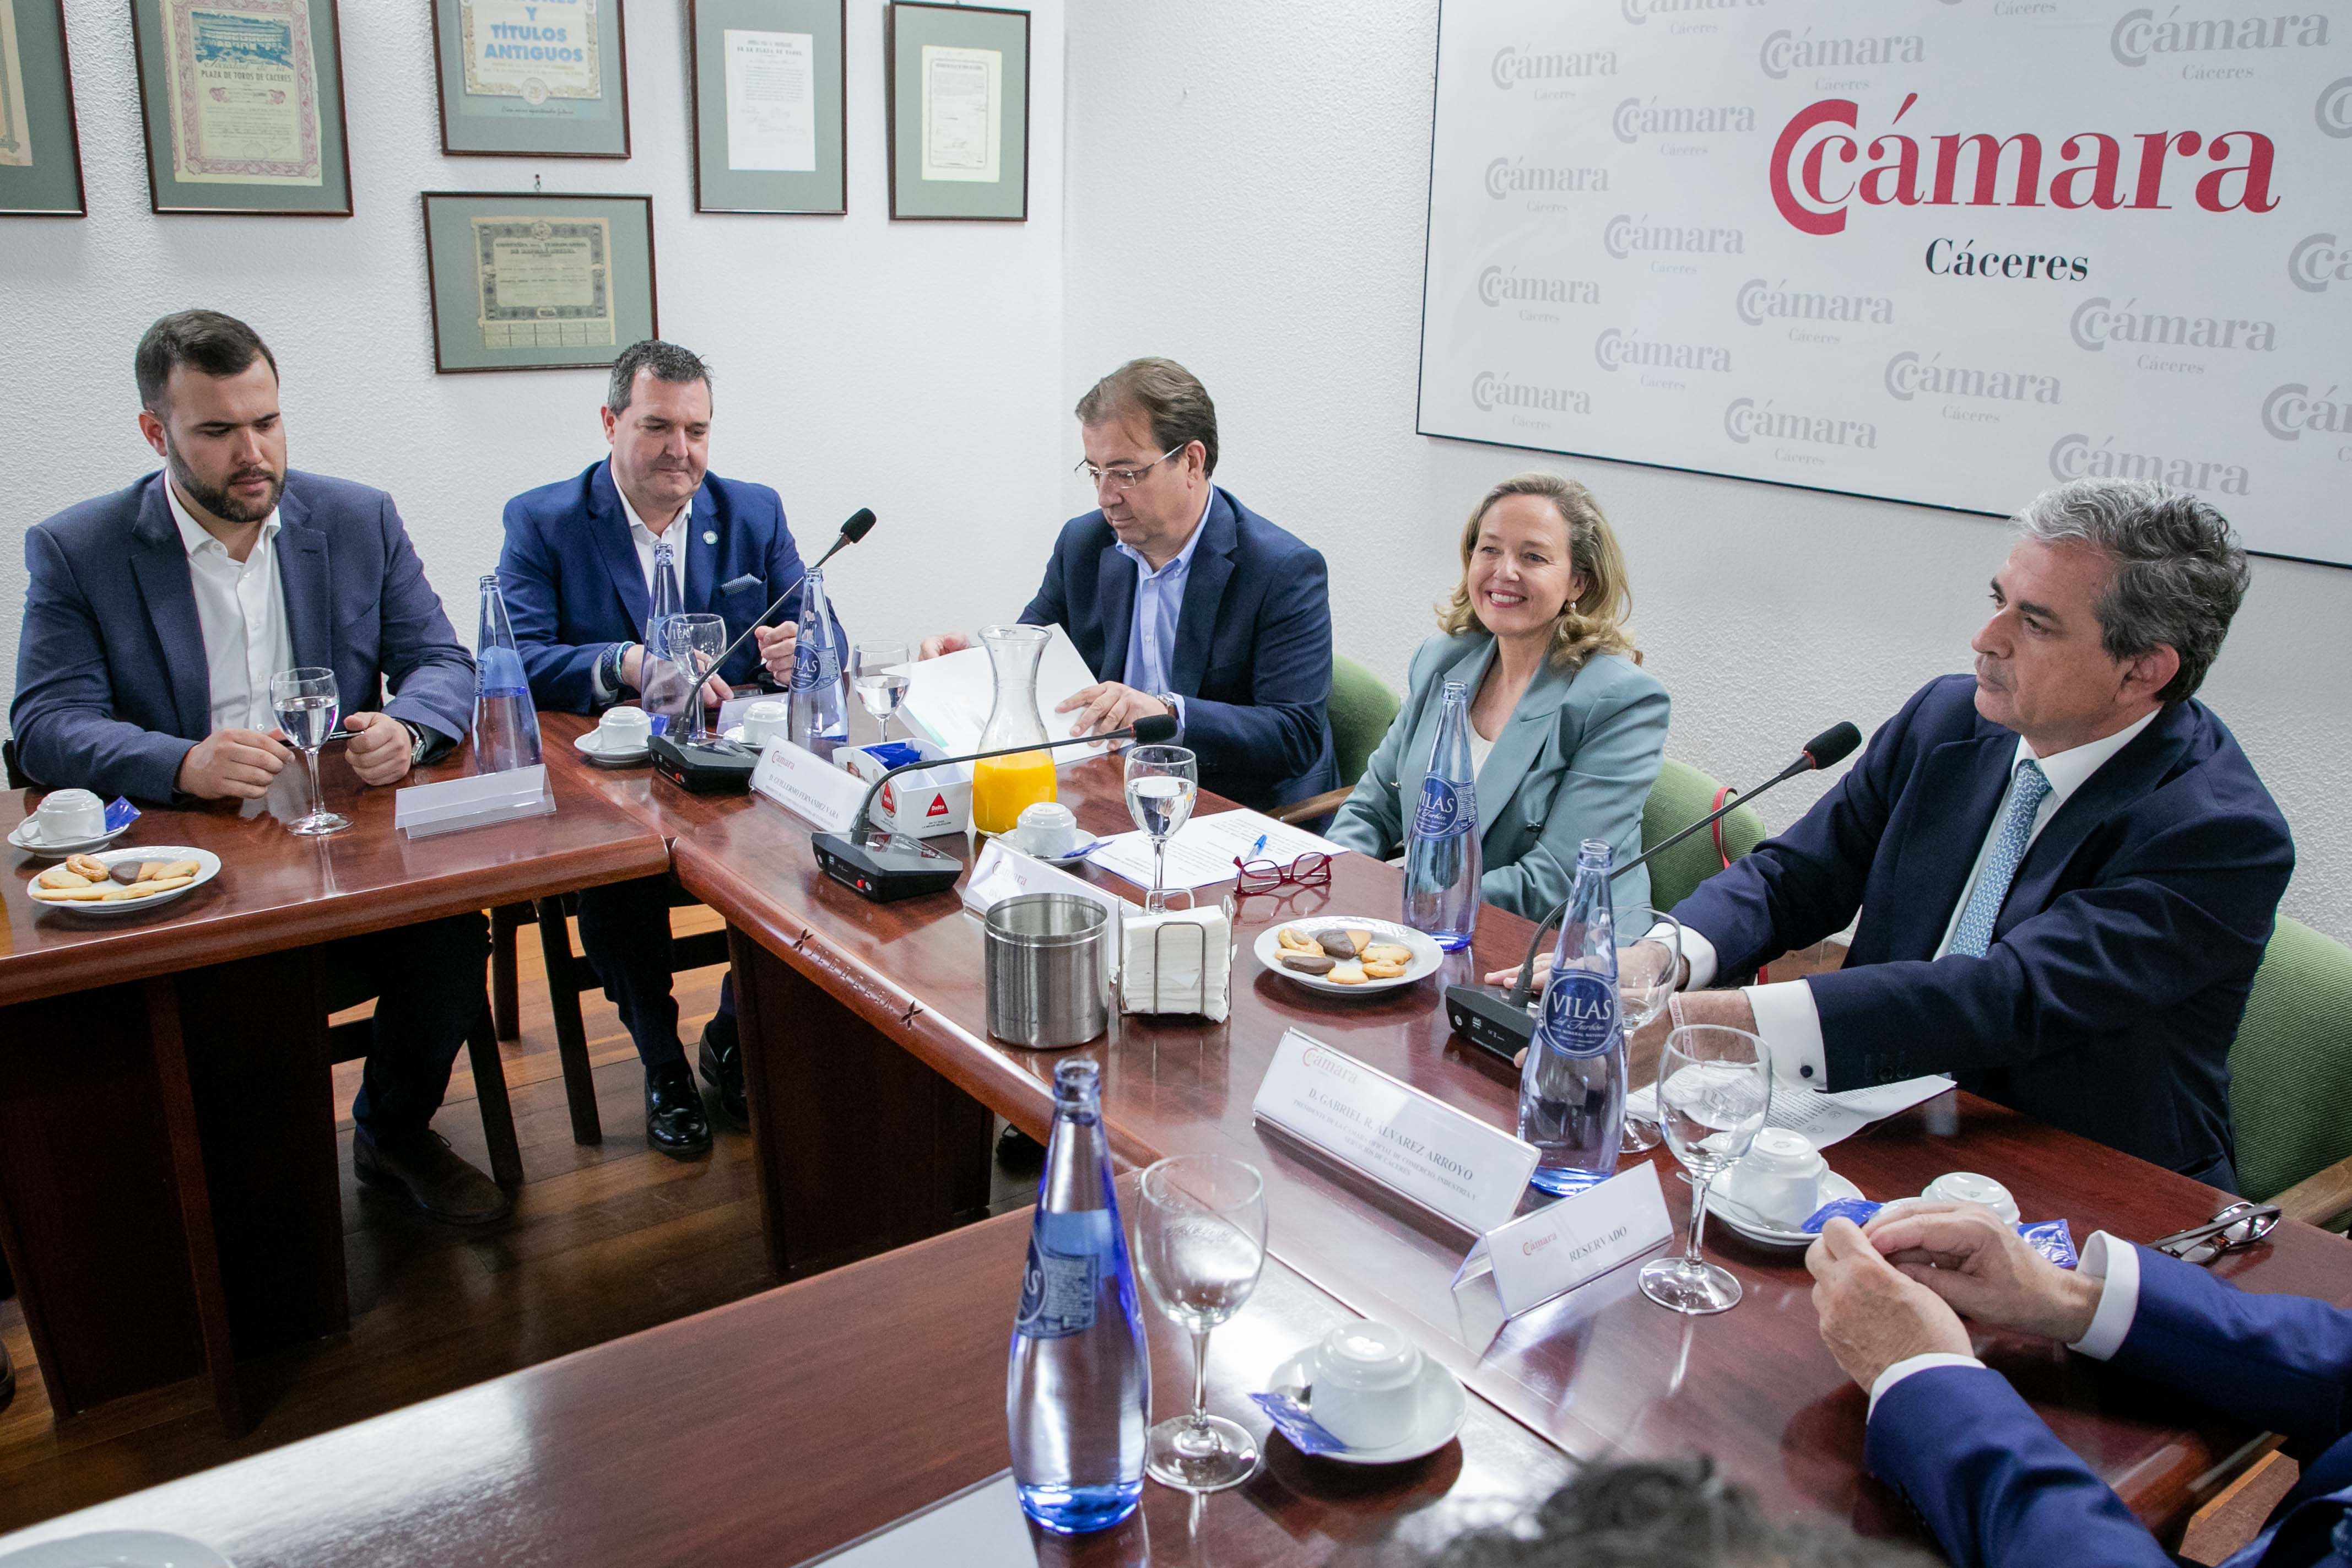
[1075,444,1183,493]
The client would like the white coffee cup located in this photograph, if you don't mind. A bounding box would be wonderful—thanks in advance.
[596,706,652,752]
[32,788,106,845]
[1015,801,1078,858]
[740,700,790,748]
[1309,1320,1422,1450]
[1731,1128,1828,1228]
[1921,1171,2020,1224]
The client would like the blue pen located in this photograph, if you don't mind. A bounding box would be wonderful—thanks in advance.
[1246,832,1268,862]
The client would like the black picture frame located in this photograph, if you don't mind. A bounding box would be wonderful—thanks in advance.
[127,0,355,215]
[686,0,847,215]
[0,0,87,217]
[420,190,659,375]
[429,0,632,159]
[884,1,1028,222]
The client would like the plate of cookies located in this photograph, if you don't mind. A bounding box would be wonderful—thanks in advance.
[26,848,220,915]
[1256,918,1445,995]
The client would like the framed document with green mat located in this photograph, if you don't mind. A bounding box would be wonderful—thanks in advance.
[688,0,845,214]
[128,0,353,215]
[0,0,84,215]
[420,190,656,374]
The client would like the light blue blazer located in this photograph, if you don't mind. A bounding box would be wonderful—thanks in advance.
[1327,632,1669,920]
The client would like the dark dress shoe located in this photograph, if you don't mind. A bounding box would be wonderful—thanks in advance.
[646,1061,713,1158]
[697,1017,748,1132]
[996,1124,1045,1174]
[354,1126,513,1225]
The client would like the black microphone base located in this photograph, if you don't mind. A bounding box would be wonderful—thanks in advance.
[1444,983,1538,1066]
[812,831,964,901]
[650,734,759,794]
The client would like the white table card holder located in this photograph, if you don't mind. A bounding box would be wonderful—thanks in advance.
[394,764,555,839]
[1448,1161,1677,1351]
[751,739,868,833]
[1251,1031,1540,1236]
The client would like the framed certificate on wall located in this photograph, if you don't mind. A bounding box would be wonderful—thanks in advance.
[884,1,1027,221]
[430,0,631,159]
[128,0,353,215]
[0,0,86,216]
[686,0,845,214]
[421,190,657,374]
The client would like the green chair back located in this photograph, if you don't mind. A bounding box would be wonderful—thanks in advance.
[1330,656,1402,790]
[1641,758,1768,915]
[2227,915,2352,1203]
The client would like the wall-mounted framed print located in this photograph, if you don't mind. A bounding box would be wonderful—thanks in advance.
[884,1,1026,222]
[686,0,844,215]
[128,0,352,215]
[430,0,630,159]
[421,190,656,374]
[1,0,86,215]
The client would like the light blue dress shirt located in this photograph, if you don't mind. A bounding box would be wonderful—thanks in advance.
[1112,489,1214,734]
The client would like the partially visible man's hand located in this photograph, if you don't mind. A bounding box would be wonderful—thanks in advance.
[341,711,413,787]
[1808,1217,1973,1393]
[1864,1201,2102,1344]
[176,727,290,800]
[753,621,799,685]
[918,632,972,660]
[1057,682,1169,744]
[1667,988,1758,1034]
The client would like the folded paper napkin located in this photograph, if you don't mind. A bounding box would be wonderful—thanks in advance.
[1120,907,1231,1020]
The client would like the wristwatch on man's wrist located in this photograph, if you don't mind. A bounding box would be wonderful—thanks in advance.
[400,720,430,765]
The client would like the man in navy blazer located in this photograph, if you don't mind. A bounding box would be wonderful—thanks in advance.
[498,340,840,1155]
[1659,479,2290,1187]
[1810,1201,2352,1568]
[10,310,504,1224]
[921,358,1337,812]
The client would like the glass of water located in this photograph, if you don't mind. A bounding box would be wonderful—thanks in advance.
[1615,910,1681,1153]
[661,613,727,742]
[1640,1024,1770,1316]
[1136,1154,1268,1493]
[1123,744,1198,913]
[269,666,350,836]
[850,642,911,734]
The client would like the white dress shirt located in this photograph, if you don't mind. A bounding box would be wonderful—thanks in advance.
[1678,709,2162,1090]
[167,480,292,734]
[622,486,692,609]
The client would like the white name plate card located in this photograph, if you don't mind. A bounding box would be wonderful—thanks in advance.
[394,764,555,839]
[1449,1162,1675,1351]
[1251,1031,1539,1235]
[751,739,867,832]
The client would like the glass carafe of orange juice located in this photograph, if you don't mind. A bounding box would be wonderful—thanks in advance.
[971,625,1059,837]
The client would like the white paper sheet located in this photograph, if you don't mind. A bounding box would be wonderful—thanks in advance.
[1626,1072,1953,1151]
[794,1472,1034,1568]
[896,625,1099,764]
[724,29,816,172]
[1085,808,1348,893]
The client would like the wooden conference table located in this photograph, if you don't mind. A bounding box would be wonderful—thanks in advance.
[0,746,669,1433]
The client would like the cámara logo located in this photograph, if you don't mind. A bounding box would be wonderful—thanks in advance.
[1614,97,1756,144]
[2290,233,2352,293]
[1622,0,1765,23]
[1597,327,1732,374]
[1604,213,1745,259]
[2320,78,2352,139]
[1759,28,1923,80]
[2048,433,2249,493]
[1737,277,1894,327]
[1479,266,1599,307]
[2069,297,2276,353]
[1487,156,1609,198]
[1473,372,1592,415]
[1884,351,2060,404]
[1491,45,1618,89]
[1723,398,1878,447]
[2262,383,2349,441]
[2110,10,2329,68]
[1770,92,2279,236]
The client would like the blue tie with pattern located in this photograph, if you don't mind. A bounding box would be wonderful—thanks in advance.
[1948,759,2052,958]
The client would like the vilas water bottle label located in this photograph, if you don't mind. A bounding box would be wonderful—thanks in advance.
[790,639,841,690]
[1538,972,1620,1057]
[1412,776,1474,839]
[1014,1238,1099,1339]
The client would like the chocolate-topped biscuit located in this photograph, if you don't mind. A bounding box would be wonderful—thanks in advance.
[1278,953,1336,975]
[109,862,143,884]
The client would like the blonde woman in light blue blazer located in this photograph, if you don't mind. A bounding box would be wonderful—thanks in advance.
[1328,473,1668,920]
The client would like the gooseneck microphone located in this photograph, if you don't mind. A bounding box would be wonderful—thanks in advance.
[709,507,877,677]
[1443,720,1863,1063]
[812,712,1181,902]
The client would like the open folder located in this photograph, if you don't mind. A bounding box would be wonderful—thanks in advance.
[893,625,1102,765]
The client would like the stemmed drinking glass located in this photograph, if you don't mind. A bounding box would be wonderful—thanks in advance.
[269,667,349,836]
[850,642,911,737]
[1136,1155,1268,1493]
[1615,909,1683,1153]
[662,613,727,742]
[1124,744,1198,913]
[1640,1024,1770,1316]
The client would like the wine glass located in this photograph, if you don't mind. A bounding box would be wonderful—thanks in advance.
[1136,1155,1268,1493]
[850,641,911,735]
[1640,1025,1770,1316]
[269,667,350,836]
[1123,745,1198,913]
[661,613,727,742]
[1615,909,1682,1153]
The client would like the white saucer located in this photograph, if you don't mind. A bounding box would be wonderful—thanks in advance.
[1264,1347,1468,1465]
[1706,1170,1863,1248]
[1253,918,1446,996]
[25,846,223,917]
[0,1529,234,1567]
[573,731,652,766]
[8,820,131,858]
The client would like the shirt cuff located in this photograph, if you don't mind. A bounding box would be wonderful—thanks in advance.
[1868,1353,1987,1422]
[2066,1231,2140,1361]
[1667,923,1719,991]
[1165,694,1186,741]
[1744,978,1829,1088]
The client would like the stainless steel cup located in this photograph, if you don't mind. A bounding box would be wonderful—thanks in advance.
[985,893,1111,1047]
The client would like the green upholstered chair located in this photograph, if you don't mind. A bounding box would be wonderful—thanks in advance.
[1271,655,1402,825]
[1640,758,1769,915]
[2227,916,2352,1229]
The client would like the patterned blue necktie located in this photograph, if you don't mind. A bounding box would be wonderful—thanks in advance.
[1948,759,2052,958]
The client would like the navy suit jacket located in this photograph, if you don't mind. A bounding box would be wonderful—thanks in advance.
[12,471,474,803]
[1869,1246,2352,1567]
[1672,673,2292,1185]
[1018,486,1337,810]
[496,460,839,712]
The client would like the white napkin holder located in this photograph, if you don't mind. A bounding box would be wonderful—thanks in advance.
[1119,906,1231,1020]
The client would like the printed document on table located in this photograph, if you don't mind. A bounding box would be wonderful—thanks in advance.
[1627,1073,1951,1151]
[1086,809,1349,893]
[895,626,1097,759]
[795,1470,1032,1567]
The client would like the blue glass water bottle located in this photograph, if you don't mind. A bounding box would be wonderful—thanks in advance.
[1403,680,1482,950]
[787,565,847,757]
[1519,839,1626,1196]
[642,539,683,737]
[473,575,542,774]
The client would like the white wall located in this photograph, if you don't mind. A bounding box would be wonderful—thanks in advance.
[1,0,1065,695]
[1060,0,2350,944]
